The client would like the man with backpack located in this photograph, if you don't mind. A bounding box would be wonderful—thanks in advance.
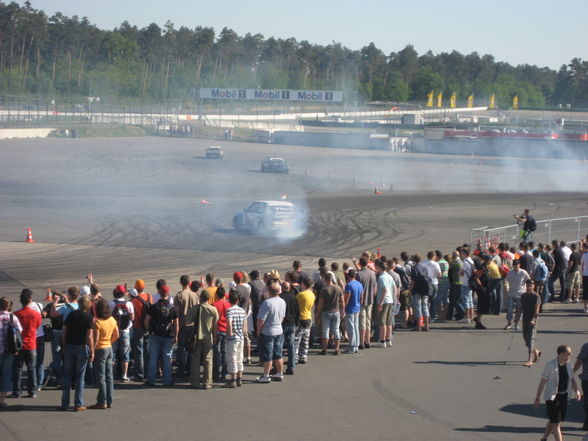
[514,209,537,244]
[0,297,23,409]
[531,250,549,312]
[410,254,433,331]
[109,285,134,382]
[129,279,152,381]
[144,280,178,387]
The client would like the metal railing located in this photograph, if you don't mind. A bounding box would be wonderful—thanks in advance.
[470,216,588,248]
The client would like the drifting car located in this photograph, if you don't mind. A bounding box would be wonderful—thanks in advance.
[261,157,289,173]
[205,146,224,159]
[233,200,298,234]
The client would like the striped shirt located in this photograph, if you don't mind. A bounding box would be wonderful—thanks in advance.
[226,305,246,341]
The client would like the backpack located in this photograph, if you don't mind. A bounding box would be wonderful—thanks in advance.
[132,295,151,328]
[394,266,411,291]
[413,264,433,296]
[526,216,537,232]
[112,300,131,331]
[7,314,23,355]
[153,300,173,337]
[534,261,548,281]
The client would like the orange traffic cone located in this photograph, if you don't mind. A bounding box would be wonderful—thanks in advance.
[25,227,34,243]
[44,289,52,301]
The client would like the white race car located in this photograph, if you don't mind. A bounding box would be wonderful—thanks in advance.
[233,200,298,234]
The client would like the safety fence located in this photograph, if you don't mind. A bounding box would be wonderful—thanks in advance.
[470,216,588,249]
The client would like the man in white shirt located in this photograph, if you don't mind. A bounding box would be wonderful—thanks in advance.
[421,251,441,320]
[109,285,134,382]
[504,260,530,330]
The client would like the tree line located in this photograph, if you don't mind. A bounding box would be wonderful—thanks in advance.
[1,1,587,108]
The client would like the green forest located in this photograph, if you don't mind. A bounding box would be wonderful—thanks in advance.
[1,1,587,108]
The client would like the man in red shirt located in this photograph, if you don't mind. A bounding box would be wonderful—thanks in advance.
[212,286,230,382]
[13,289,42,398]
[129,279,152,381]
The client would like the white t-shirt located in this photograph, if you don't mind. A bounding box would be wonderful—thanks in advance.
[421,260,441,286]
[460,257,474,285]
[152,293,174,305]
[109,299,135,333]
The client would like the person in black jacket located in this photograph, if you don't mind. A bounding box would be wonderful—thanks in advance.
[280,282,299,375]
[548,240,567,302]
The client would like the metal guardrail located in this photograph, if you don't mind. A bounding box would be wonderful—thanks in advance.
[470,216,588,248]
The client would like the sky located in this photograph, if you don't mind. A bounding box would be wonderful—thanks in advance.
[18,0,588,70]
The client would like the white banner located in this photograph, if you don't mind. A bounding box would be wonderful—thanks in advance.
[199,88,343,102]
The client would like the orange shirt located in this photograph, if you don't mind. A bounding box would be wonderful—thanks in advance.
[94,317,118,349]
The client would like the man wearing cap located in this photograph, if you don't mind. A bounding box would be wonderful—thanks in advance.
[504,259,531,330]
[186,290,218,389]
[129,279,151,381]
[109,285,134,382]
[249,270,265,336]
[174,275,198,377]
[144,280,178,386]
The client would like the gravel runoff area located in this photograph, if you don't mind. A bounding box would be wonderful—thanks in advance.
[0,136,587,441]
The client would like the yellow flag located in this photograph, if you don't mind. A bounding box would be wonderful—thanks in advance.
[467,94,474,108]
[489,94,496,109]
[450,92,456,108]
[426,91,434,107]
[437,92,443,107]
[513,95,519,110]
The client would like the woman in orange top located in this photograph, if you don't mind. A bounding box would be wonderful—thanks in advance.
[90,299,119,409]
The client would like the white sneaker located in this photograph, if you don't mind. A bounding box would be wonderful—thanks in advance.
[256,375,271,384]
[564,299,572,304]
[378,341,387,348]
[386,341,392,347]
[459,318,471,324]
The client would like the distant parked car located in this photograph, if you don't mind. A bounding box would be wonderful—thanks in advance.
[205,146,224,159]
[233,200,298,234]
[261,157,289,173]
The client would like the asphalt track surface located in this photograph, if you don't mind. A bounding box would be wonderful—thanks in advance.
[0,137,588,441]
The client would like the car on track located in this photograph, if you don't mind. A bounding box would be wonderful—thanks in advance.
[205,146,224,159]
[233,200,298,234]
[261,157,289,173]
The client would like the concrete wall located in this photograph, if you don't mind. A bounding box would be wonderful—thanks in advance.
[273,131,390,150]
[0,128,55,139]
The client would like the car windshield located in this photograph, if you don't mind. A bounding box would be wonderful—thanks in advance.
[269,159,284,164]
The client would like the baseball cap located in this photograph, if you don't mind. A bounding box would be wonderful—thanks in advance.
[80,285,91,296]
[128,288,138,297]
[114,284,126,295]
[162,285,170,295]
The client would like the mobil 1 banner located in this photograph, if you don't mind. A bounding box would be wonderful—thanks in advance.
[199,88,343,102]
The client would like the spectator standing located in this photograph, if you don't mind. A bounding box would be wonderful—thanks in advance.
[129,280,152,381]
[280,282,299,375]
[186,290,218,389]
[581,242,588,313]
[144,282,178,387]
[344,269,363,353]
[0,297,22,409]
[504,260,531,330]
[212,287,230,382]
[356,257,377,349]
[316,273,344,355]
[256,281,286,383]
[61,295,94,411]
[573,339,588,430]
[109,285,134,382]
[12,289,42,398]
[520,281,541,367]
[446,251,464,321]
[224,290,247,388]
[294,277,315,364]
[89,299,119,409]
[174,275,198,377]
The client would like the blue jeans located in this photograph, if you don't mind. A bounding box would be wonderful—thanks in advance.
[50,330,63,385]
[113,331,131,364]
[147,335,173,385]
[94,347,113,406]
[175,326,192,377]
[13,349,37,395]
[506,295,521,322]
[62,344,89,408]
[489,278,503,314]
[435,280,450,310]
[412,294,429,318]
[345,312,359,352]
[542,279,551,304]
[36,336,45,388]
[131,327,148,379]
[0,352,14,393]
[282,325,296,370]
[213,332,227,380]
[320,311,341,340]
